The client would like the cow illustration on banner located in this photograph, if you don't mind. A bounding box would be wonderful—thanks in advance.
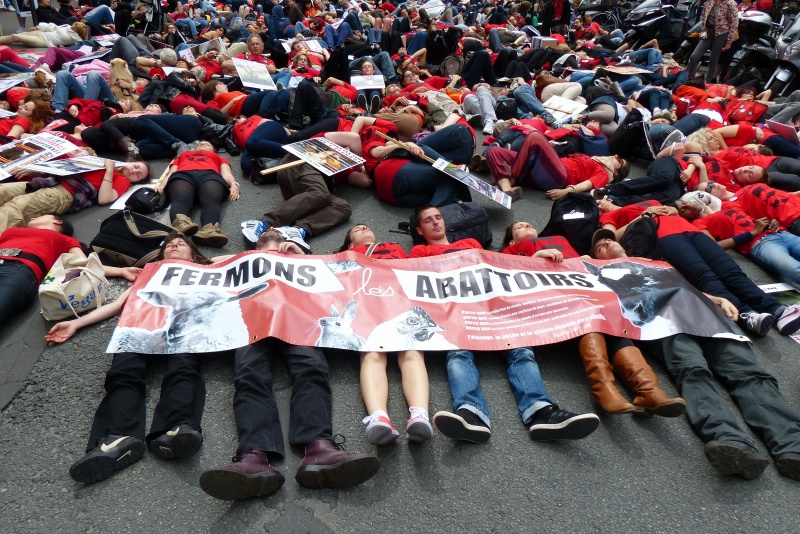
[106,250,747,354]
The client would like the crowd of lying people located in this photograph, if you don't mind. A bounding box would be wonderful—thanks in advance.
[2,0,800,502]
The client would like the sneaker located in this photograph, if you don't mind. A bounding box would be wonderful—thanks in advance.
[433,408,491,443]
[148,424,204,460]
[703,440,770,480]
[482,121,495,136]
[14,26,25,34]
[406,413,433,443]
[356,93,368,111]
[171,140,192,155]
[776,304,800,335]
[618,57,632,66]
[370,93,382,114]
[362,412,399,446]
[653,107,662,118]
[775,452,800,481]
[740,312,774,337]
[69,435,146,484]
[465,114,483,127]
[660,129,684,152]
[241,219,269,247]
[527,405,600,441]
[275,225,311,253]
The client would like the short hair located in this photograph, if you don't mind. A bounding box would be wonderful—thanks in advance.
[247,33,264,45]
[160,49,178,67]
[414,204,439,227]
[761,169,770,185]
[53,215,74,237]
[616,159,630,181]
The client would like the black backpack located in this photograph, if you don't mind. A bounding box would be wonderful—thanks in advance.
[539,193,600,256]
[399,201,492,249]
[495,98,518,120]
[90,210,174,267]
[619,212,662,260]
[607,108,647,160]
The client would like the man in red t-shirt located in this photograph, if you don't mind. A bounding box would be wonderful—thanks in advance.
[410,205,599,443]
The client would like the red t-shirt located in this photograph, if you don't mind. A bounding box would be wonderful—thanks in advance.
[372,157,405,205]
[731,183,800,228]
[60,167,129,198]
[350,242,408,259]
[599,201,698,237]
[563,155,612,188]
[410,238,483,257]
[502,236,579,258]
[713,147,775,171]
[692,206,758,254]
[0,116,29,137]
[599,200,660,228]
[232,116,264,149]
[172,150,229,173]
[0,227,81,282]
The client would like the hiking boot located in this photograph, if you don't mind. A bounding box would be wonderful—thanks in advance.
[193,223,229,247]
[433,408,491,443]
[776,304,800,335]
[241,219,269,248]
[528,405,600,441]
[775,452,800,481]
[69,435,145,484]
[704,441,770,480]
[199,450,285,500]
[295,437,380,489]
[148,424,203,460]
[362,412,399,446]
[740,312,775,337]
[172,214,199,236]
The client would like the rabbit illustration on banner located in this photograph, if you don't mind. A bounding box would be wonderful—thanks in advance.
[315,301,366,350]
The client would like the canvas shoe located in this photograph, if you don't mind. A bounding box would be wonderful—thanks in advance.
[433,408,491,443]
[69,435,146,484]
[740,312,774,337]
[482,120,495,136]
[148,424,204,460]
[241,219,269,247]
[362,412,399,446]
[405,413,433,443]
[528,405,599,441]
[776,305,800,335]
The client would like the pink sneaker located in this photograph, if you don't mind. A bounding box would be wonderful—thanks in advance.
[362,413,399,446]
[405,414,433,443]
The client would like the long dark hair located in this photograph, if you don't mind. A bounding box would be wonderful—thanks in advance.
[337,223,368,252]
[159,232,213,264]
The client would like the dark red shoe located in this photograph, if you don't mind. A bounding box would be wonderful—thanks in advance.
[295,438,380,489]
[199,450,285,500]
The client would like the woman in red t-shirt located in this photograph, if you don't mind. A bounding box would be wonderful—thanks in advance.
[201,80,291,120]
[337,223,433,445]
[155,141,239,247]
[0,99,52,139]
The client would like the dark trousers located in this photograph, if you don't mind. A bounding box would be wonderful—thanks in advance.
[265,159,351,236]
[659,232,782,316]
[644,334,800,457]
[606,157,684,206]
[461,50,497,89]
[0,260,38,328]
[288,80,340,130]
[233,338,332,462]
[86,352,205,452]
[240,89,291,120]
[766,157,800,192]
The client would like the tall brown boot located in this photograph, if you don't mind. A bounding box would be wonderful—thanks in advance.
[612,347,687,418]
[578,333,641,415]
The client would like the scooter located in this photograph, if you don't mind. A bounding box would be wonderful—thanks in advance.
[622,0,684,52]
[726,11,777,82]
[766,9,800,97]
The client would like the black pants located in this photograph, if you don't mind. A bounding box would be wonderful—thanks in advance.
[606,157,684,206]
[462,50,497,89]
[233,338,333,462]
[85,352,205,451]
[288,80,340,130]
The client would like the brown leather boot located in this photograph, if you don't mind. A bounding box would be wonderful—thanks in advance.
[612,347,687,417]
[578,333,641,415]
[193,222,228,247]
[199,450,285,501]
[172,214,198,236]
[295,438,380,489]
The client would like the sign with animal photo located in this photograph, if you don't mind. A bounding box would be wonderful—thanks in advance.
[106,250,746,355]
[231,58,277,91]
[283,138,365,176]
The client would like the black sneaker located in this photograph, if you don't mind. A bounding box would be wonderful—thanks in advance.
[433,409,491,443]
[69,435,146,484]
[704,441,770,480]
[528,405,600,441]
[356,93,368,111]
[148,424,203,461]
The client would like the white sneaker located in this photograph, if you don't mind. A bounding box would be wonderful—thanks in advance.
[241,219,269,247]
[275,226,310,253]
[362,413,399,446]
[482,121,495,135]
[14,26,25,34]
[777,305,800,335]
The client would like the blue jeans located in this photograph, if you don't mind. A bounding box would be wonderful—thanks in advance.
[271,69,292,87]
[509,84,555,124]
[53,71,115,112]
[324,21,355,48]
[446,348,553,426]
[0,61,32,73]
[176,18,207,37]
[640,88,672,110]
[84,5,115,25]
[240,89,291,119]
[749,232,800,285]
[390,124,475,207]
[626,48,663,69]
[349,52,396,83]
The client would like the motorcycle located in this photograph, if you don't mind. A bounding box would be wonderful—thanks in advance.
[577,0,633,32]
[726,11,777,83]
[622,0,685,52]
[766,10,800,97]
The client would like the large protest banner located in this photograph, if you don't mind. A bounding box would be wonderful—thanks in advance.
[107,249,746,354]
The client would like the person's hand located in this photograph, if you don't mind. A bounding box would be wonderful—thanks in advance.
[671,142,686,159]
[229,182,240,201]
[313,76,321,83]
[722,43,730,52]
[278,241,304,254]
[705,294,738,321]
[12,168,34,180]
[394,96,409,106]
[679,165,694,184]
[687,154,704,168]
[700,32,707,39]
[119,267,143,281]
[546,188,569,200]
[533,249,564,261]
[119,99,132,113]
[154,181,166,194]
[406,143,424,158]
[644,205,676,216]
[233,94,247,103]
[45,322,78,344]
[68,105,80,118]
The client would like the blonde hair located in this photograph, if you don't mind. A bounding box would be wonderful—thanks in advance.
[687,127,714,155]
[72,22,89,41]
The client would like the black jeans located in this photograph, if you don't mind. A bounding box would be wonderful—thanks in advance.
[605,157,685,206]
[233,338,333,462]
[0,260,38,327]
[766,157,800,192]
[86,352,205,452]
